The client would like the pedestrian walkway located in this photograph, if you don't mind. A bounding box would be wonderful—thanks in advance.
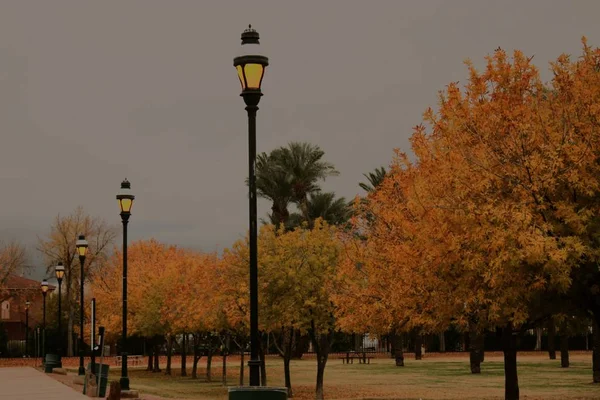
[0,367,88,399]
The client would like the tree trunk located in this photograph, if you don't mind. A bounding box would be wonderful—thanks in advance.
[239,349,245,386]
[165,335,173,375]
[477,330,485,363]
[153,344,161,372]
[560,334,569,368]
[181,333,187,377]
[414,334,422,360]
[206,349,213,382]
[222,352,227,386]
[283,357,292,397]
[282,327,294,396]
[502,326,519,400]
[192,355,201,379]
[548,320,557,360]
[469,326,482,374]
[393,332,404,367]
[308,321,333,400]
[316,356,326,400]
[535,328,542,351]
[291,331,309,359]
[439,332,446,353]
[146,343,153,371]
[259,334,267,386]
[593,321,600,383]
[389,332,396,359]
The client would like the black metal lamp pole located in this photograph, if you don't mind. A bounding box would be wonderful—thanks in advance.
[41,280,48,359]
[90,298,96,373]
[25,301,30,357]
[76,235,89,375]
[233,25,269,387]
[55,262,65,356]
[117,179,134,391]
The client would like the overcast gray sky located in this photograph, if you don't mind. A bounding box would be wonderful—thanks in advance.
[1,0,599,277]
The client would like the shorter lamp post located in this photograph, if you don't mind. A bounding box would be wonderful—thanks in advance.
[117,179,134,391]
[76,235,89,376]
[24,301,30,357]
[41,280,48,360]
[55,262,65,356]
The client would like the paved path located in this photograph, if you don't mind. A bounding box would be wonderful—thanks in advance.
[0,367,88,399]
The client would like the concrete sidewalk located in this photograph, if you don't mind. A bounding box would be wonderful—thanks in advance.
[0,367,88,399]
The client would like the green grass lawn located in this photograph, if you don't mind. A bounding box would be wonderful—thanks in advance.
[68,353,600,399]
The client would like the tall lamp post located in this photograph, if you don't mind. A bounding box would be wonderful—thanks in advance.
[117,179,134,391]
[41,280,48,360]
[24,300,30,357]
[76,235,89,376]
[55,262,65,356]
[233,25,269,387]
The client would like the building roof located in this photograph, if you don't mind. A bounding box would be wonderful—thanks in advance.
[3,274,56,291]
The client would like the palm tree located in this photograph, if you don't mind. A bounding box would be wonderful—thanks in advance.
[255,153,294,226]
[359,167,387,193]
[255,142,339,227]
[287,192,351,229]
[271,142,338,219]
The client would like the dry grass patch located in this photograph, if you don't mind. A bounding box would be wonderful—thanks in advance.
[50,353,600,399]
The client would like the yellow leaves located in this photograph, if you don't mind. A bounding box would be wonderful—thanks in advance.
[221,219,342,334]
[90,239,222,338]
[349,40,600,335]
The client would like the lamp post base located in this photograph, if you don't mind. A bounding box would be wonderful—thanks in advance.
[228,386,288,400]
[119,376,130,391]
[78,366,86,376]
[44,354,62,373]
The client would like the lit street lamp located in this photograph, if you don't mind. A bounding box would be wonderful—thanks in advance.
[117,179,134,391]
[233,24,269,388]
[76,234,89,376]
[41,280,48,360]
[55,262,65,356]
[24,300,30,357]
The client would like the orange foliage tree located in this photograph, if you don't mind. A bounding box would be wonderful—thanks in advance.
[221,220,342,399]
[350,40,600,400]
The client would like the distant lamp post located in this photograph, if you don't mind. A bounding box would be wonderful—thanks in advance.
[76,234,89,376]
[117,179,134,391]
[41,280,49,359]
[24,300,30,357]
[233,24,269,388]
[55,262,65,356]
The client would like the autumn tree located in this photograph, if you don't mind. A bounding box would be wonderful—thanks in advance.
[38,206,116,356]
[165,250,224,380]
[351,41,600,400]
[0,241,27,299]
[222,220,342,399]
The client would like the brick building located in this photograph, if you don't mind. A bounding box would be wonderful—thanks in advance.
[1,274,55,342]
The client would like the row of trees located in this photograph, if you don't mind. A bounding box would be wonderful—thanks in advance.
[337,39,600,400]
[11,40,600,400]
[89,141,356,399]
[93,38,600,398]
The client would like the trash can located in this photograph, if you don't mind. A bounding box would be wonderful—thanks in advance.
[228,387,288,400]
[44,354,62,373]
[83,363,110,397]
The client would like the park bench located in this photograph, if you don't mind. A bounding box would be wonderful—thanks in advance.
[115,355,144,366]
[338,351,375,364]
